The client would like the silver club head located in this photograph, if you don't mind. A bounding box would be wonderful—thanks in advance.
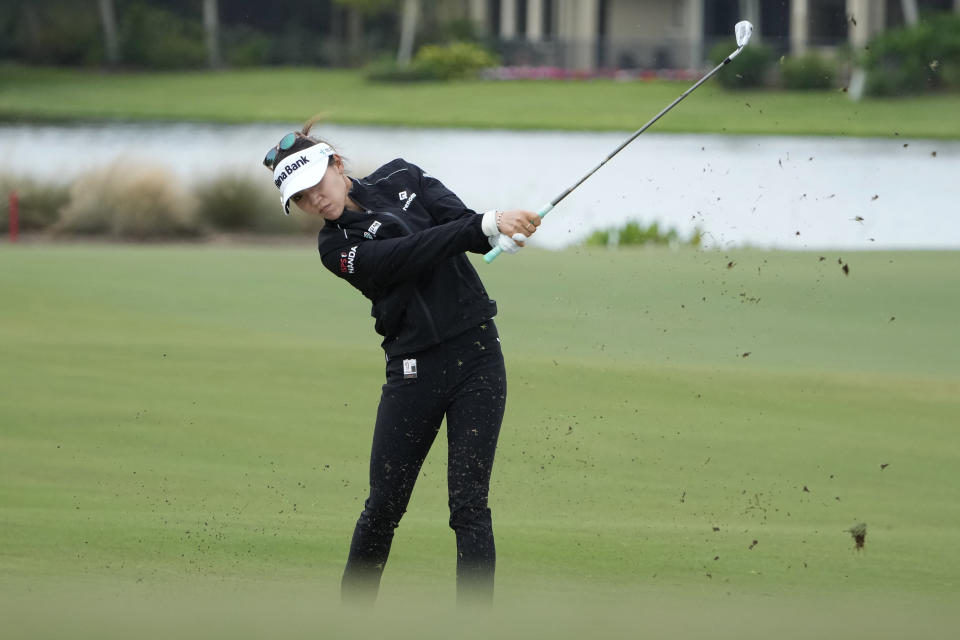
[735,20,754,47]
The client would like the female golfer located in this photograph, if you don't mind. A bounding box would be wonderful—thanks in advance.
[263,121,539,605]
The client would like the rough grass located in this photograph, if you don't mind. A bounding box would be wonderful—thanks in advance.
[0,173,70,232]
[1,66,959,138]
[1,245,958,637]
[56,162,200,238]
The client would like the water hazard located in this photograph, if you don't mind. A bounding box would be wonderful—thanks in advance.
[1,122,956,250]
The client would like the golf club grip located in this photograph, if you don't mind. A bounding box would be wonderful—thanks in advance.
[483,203,554,264]
[483,246,503,263]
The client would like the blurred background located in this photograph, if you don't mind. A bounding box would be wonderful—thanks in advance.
[3,1,958,72]
[2,4,960,634]
[1,0,958,249]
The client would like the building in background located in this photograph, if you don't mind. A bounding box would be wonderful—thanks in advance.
[3,0,957,71]
[464,0,960,69]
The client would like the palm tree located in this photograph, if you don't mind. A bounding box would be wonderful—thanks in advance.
[202,0,222,68]
[337,0,421,67]
[901,0,919,25]
[97,0,119,65]
[397,0,420,67]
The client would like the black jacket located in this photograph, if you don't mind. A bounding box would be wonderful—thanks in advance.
[318,159,497,357]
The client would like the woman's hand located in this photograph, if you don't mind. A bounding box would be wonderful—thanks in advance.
[496,209,541,243]
[491,233,524,254]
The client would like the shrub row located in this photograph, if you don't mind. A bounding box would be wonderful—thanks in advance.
[863,13,960,96]
[0,166,320,239]
[0,1,329,69]
[4,168,706,246]
[0,175,69,233]
[709,12,960,94]
[780,53,837,90]
[709,39,775,90]
[708,40,838,91]
[583,221,702,249]
[366,41,499,82]
[2,3,487,71]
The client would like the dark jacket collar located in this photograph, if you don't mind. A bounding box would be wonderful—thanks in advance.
[323,178,370,229]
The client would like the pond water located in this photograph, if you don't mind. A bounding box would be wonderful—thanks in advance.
[1,122,957,250]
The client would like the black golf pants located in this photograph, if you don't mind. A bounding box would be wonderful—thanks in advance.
[341,321,507,605]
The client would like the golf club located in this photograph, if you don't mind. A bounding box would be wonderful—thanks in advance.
[484,20,754,263]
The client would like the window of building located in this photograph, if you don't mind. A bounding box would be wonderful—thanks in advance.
[703,0,740,36]
[542,0,554,39]
[517,0,528,36]
[597,0,609,66]
[761,0,791,39]
[488,0,501,36]
[761,0,791,56]
[809,0,848,45]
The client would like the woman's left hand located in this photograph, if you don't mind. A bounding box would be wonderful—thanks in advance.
[496,209,542,239]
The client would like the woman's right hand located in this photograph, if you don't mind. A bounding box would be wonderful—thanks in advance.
[496,209,541,240]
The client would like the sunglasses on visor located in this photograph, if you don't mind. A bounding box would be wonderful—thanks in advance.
[263,132,306,170]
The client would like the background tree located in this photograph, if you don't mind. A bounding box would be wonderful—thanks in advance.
[97,0,119,65]
[901,0,919,25]
[336,0,419,66]
[397,0,420,66]
[202,0,221,68]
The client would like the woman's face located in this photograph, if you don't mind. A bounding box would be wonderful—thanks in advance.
[292,157,348,220]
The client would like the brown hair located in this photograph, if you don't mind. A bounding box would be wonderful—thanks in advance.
[273,114,341,169]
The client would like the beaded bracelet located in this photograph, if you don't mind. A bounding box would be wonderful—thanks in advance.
[496,210,503,232]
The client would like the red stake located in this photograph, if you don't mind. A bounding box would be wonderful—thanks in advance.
[8,190,18,243]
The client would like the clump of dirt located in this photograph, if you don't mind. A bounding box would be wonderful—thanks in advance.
[848,522,867,550]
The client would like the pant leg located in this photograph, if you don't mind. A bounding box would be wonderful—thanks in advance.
[341,355,445,605]
[444,325,507,605]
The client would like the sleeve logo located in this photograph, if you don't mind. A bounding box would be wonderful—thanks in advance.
[339,245,359,274]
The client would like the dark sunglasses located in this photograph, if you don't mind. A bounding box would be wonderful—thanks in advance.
[263,132,305,170]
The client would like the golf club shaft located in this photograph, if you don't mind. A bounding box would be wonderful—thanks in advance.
[484,44,746,264]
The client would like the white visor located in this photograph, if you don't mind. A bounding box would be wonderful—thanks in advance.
[273,142,335,214]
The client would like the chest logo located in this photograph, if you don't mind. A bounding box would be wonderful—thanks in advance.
[363,220,382,240]
[402,192,417,212]
[398,191,408,201]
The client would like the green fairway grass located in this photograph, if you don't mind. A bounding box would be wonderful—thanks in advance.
[1,244,958,637]
[2,66,959,138]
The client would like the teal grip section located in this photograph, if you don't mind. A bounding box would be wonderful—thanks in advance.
[483,246,503,263]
